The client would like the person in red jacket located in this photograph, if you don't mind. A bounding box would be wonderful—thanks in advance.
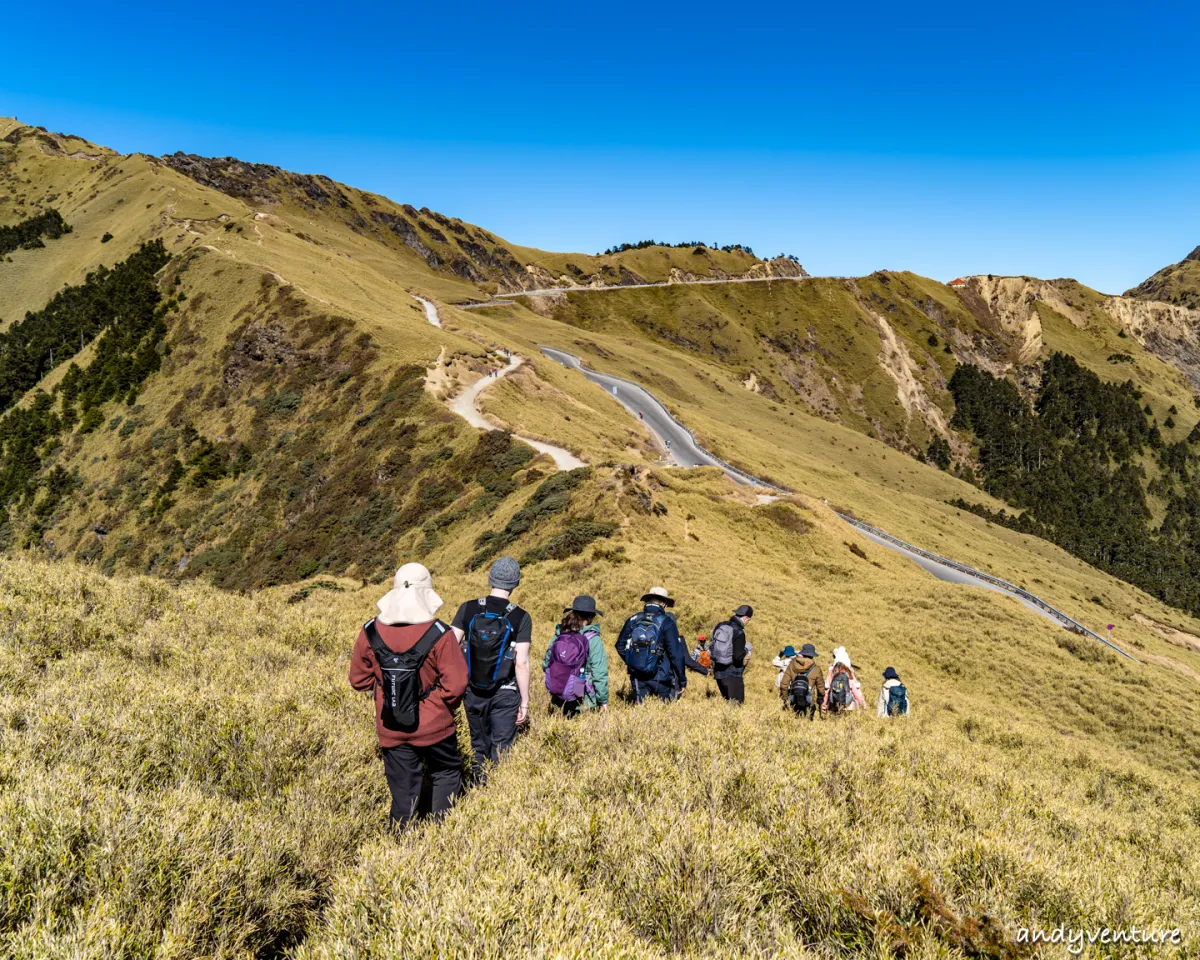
[349,562,468,829]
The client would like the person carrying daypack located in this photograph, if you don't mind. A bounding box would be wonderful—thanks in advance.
[616,586,687,703]
[778,643,825,718]
[348,563,468,829]
[709,604,754,704]
[823,646,867,714]
[543,595,609,716]
[450,556,532,783]
[772,645,797,688]
[692,634,712,671]
[877,666,910,717]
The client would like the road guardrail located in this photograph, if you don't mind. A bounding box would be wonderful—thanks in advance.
[837,513,1139,662]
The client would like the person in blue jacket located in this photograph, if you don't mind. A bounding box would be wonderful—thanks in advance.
[616,586,688,703]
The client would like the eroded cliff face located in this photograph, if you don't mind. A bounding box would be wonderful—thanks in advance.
[965,276,1050,364]
[1102,295,1200,388]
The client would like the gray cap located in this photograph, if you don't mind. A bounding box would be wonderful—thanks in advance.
[488,556,521,591]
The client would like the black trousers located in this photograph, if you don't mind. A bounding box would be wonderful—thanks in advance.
[714,665,745,703]
[631,676,676,703]
[382,734,462,829]
[464,685,521,782]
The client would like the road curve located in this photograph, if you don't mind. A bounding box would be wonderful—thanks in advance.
[412,294,441,327]
[416,296,585,471]
[540,346,734,473]
[538,346,1129,651]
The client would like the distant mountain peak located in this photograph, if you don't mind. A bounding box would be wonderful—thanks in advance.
[1185,245,1200,263]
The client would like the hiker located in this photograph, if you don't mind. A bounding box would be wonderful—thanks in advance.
[543,595,609,716]
[877,666,910,717]
[451,556,532,782]
[709,604,754,704]
[348,563,468,829]
[692,633,712,670]
[823,646,868,714]
[779,642,824,717]
[616,586,688,703]
[772,645,798,688]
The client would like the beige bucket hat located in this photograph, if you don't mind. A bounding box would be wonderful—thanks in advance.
[377,563,444,625]
[640,586,675,608]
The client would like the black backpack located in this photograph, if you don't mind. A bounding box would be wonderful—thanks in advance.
[829,670,853,713]
[787,667,815,713]
[887,683,909,717]
[364,618,447,730]
[464,599,516,690]
[620,612,665,677]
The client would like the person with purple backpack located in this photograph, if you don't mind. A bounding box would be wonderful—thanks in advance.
[542,595,609,716]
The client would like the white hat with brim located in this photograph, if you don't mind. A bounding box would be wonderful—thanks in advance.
[377,562,444,625]
[640,586,675,608]
[832,646,853,670]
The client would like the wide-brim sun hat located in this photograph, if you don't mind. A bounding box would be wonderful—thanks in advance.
[377,562,444,625]
[781,645,797,658]
[800,643,818,659]
[832,646,853,669]
[640,586,675,607]
[565,594,604,617]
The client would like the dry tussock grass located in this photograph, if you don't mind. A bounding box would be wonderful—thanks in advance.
[3,509,1200,957]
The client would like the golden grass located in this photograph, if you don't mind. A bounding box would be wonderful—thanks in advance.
[3,527,1199,957]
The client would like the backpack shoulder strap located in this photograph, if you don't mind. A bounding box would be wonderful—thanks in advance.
[411,619,447,658]
[363,618,388,657]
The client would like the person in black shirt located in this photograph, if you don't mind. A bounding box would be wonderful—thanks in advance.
[711,604,754,704]
[451,556,532,783]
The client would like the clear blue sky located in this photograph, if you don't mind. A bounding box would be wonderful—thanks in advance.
[4,1,1199,292]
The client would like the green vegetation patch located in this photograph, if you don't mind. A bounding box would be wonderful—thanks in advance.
[0,208,70,257]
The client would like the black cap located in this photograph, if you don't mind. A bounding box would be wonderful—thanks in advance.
[565,595,603,617]
[883,666,900,680]
[733,604,753,618]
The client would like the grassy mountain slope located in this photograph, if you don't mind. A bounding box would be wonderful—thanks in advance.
[1126,245,1200,309]
[5,117,1200,955]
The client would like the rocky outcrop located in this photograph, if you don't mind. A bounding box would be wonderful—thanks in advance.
[1102,296,1200,388]
[745,257,809,279]
[965,276,1051,364]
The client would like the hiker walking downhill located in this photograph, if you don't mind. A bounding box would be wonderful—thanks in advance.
[616,586,688,703]
[543,595,609,716]
[348,563,467,829]
[779,642,825,718]
[772,645,798,688]
[823,646,868,714]
[451,557,532,782]
[877,666,910,717]
[709,604,754,704]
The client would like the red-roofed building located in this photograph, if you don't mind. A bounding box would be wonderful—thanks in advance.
[948,277,968,289]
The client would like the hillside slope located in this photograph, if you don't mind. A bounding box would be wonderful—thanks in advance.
[5,115,1200,957]
[1126,244,1200,309]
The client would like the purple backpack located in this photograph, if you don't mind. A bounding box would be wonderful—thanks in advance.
[545,631,592,701]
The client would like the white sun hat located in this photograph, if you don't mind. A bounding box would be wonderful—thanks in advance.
[377,563,444,625]
[832,646,853,670]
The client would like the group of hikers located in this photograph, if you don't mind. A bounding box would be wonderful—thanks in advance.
[349,557,910,829]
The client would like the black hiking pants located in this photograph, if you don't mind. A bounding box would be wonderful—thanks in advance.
[631,676,677,703]
[714,664,745,704]
[464,685,521,782]
[382,734,462,829]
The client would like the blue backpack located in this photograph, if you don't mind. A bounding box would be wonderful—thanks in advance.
[464,599,516,690]
[622,612,665,677]
[887,683,909,717]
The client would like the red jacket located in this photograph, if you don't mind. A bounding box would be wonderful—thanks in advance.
[349,619,468,748]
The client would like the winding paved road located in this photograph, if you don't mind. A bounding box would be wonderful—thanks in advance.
[416,296,584,471]
[853,525,1060,626]
[456,273,822,308]
[418,294,1126,652]
[539,347,723,469]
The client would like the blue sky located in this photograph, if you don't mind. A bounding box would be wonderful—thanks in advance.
[4,1,1199,292]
